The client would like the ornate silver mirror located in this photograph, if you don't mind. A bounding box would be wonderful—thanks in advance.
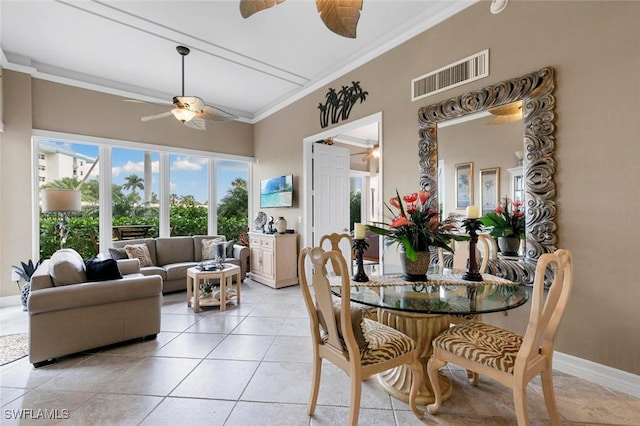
[418,67,556,285]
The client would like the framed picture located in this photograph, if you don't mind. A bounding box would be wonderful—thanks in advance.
[455,162,473,209]
[479,167,500,215]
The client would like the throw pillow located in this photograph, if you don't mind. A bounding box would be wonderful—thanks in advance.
[108,247,128,260]
[224,240,235,258]
[84,258,123,282]
[201,238,225,260]
[49,249,87,286]
[124,243,154,267]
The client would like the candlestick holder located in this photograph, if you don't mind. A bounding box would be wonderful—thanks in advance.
[352,238,369,282]
[461,217,483,282]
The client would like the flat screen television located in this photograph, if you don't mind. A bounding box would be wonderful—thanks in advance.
[260,174,293,208]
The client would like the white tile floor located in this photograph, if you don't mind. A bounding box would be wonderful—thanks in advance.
[1,279,639,425]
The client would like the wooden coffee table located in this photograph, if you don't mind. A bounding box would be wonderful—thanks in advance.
[186,264,241,312]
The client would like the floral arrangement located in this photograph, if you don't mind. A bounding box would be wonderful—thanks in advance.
[367,190,462,261]
[479,197,525,239]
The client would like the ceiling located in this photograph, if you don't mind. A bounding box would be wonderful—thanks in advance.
[1,0,479,124]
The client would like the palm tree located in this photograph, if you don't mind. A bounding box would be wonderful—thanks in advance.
[122,174,144,195]
[178,194,198,206]
[41,177,82,190]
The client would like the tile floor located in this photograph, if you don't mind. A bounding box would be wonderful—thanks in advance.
[1,279,639,425]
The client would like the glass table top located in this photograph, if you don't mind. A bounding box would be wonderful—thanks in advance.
[330,270,529,315]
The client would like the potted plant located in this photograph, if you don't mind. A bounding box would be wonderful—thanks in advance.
[11,259,42,311]
[368,190,464,281]
[479,197,525,256]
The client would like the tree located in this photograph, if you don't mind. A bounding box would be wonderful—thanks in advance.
[122,174,144,195]
[217,178,248,220]
[41,177,81,190]
[350,190,361,230]
[178,194,198,206]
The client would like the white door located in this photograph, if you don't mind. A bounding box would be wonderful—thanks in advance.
[313,144,350,253]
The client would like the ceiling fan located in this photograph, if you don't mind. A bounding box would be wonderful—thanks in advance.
[350,145,379,161]
[240,0,363,39]
[136,46,237,130]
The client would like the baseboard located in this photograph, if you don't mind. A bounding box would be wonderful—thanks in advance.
[554,351,640,398]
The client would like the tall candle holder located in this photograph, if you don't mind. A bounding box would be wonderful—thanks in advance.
[461,217,483,282]
[352,238,369,282]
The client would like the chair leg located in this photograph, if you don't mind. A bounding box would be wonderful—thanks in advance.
[347,375,362,426]
[513,383,530,426]
[308,354,322,416]
[409,359,424,419]
[426,356,446,415]
[541,369,562,426]
[467,369,479,386]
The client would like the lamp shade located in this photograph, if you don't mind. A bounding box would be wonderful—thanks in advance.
[42,190,81,212]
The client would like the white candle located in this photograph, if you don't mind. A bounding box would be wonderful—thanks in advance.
[466,205,479,218]
[354,223,366,239]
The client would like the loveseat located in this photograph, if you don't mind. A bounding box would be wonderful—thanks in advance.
[29,249,162,367]
[110,235,249,293]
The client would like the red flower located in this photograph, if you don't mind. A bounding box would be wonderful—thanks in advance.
[417,191,430,206]
[390,216,412,228]
[389,196,401,209]
[403,193,418,204]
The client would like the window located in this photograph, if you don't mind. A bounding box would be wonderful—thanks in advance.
[169,154,208,236]
[35,136,250,259]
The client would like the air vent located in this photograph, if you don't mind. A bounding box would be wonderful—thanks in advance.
[411,49,489,102]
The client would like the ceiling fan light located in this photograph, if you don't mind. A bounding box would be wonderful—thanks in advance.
[172,108,195,123]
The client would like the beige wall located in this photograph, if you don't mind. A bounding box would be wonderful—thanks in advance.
[1,1,638,374]
[0,70,253,298]
[252,1,640,374]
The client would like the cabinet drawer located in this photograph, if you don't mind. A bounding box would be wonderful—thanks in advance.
[262,239,274,248]
[250,238,263,246]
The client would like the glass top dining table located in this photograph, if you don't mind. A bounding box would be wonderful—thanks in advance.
[329,268,529,405]
[330,270,529,315]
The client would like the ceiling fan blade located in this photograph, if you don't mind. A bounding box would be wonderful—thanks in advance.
[184,117,206,130]
[240,0,285,19]
[316,0,362,39]
[197,105,238,122]
[141,111,172,122]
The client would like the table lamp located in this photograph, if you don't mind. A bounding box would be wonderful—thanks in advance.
[42,189,81,249]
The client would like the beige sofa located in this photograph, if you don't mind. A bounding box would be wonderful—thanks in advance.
[111,235,249,293]
[29,254,162,368]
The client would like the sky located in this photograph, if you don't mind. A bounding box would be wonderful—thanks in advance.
[50,141,249,204]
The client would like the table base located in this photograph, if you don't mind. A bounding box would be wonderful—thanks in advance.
[376,309,453,405]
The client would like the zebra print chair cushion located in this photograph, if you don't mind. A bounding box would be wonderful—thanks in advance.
[322,318,416,366]
[432,321,523,374]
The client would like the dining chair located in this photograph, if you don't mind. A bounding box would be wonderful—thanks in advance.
[298,246,424,425]
[319,232,353,276]
[426,249,573,425]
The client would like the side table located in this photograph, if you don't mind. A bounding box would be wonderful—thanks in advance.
[186,264,241,312]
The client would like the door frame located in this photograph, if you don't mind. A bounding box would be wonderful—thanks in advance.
[302,112,383,250]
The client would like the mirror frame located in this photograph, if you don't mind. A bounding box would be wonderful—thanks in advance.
[417,67,556,285]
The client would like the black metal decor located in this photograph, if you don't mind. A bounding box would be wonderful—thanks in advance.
[352,238,369,282]
[462,218,483,282]
[318,81,368,128]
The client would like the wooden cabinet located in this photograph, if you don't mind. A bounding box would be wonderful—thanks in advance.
[249,233,298,288]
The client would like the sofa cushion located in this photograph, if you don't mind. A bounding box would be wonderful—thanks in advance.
[125,244,154,267]
[165,262,199,281]
[193,235,226,262]
[85,258,123,282]
[49,249,87,287]
[108,247,128,260]
[156,236,195,266]
[140,266,167,280]
[112,238,157,265]
[201,238,225,260]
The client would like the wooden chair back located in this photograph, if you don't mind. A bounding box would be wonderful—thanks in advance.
[319,232,353,276]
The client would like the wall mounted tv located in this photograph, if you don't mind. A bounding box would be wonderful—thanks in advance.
[260,175,293,208]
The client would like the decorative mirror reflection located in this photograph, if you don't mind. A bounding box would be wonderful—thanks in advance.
[417,67,557,285]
